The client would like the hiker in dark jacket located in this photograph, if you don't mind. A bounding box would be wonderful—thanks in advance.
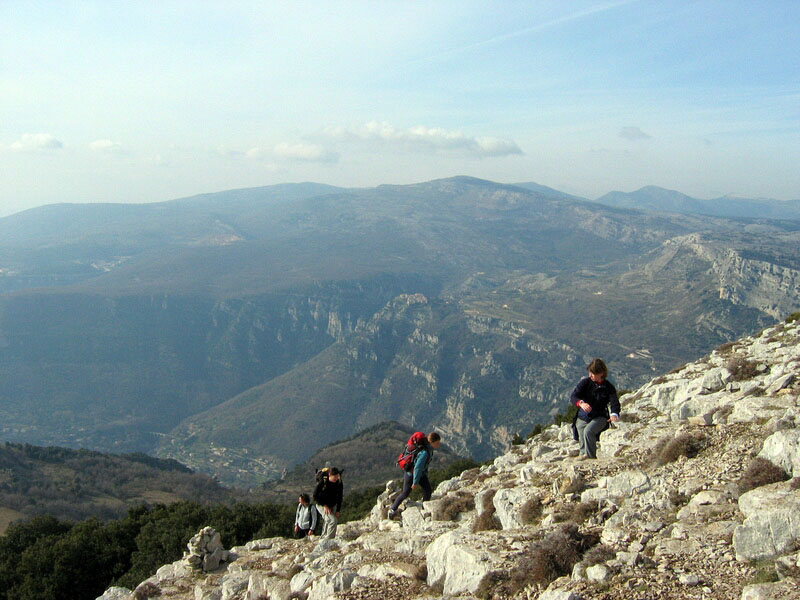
[293,493,317,538]
[313,467,343,539]
[389,432,441,519]
[570,358,620,460]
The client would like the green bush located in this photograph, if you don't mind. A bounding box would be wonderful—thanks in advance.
[0,500,296,599]
[553,404,578,427]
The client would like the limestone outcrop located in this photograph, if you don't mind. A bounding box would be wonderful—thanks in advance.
[98,318,800,600]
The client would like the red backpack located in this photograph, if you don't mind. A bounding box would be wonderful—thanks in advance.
[396,432,428,471]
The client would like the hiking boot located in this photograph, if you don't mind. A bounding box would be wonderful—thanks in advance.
[387,509,397,520]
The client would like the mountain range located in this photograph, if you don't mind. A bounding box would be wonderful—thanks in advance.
[0,177,798,486]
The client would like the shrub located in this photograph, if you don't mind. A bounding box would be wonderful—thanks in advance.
[519,495,543,525]
[652,432,708,465]
[433,491,475,521]
[748,559,779,584]
[738,457,790,493]
[134,582,162,599]
[786,312,800,324]
[553,404,578,427]
[471,489,500,533]
[472,510,502,532]
[527,423,545,439]
[553,500,598,524]
[520,524,585,586]
[726,355,760,381]
[582,543,616,567]
[476,524,600,598]
[716,341,736,354]
[459,467,481,483]
[711,404,734,423]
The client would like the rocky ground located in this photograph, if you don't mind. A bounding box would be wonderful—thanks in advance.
[99,317,800,600]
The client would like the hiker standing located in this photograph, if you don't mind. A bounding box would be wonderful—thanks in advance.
[570,358,620,460]
[312,467,343,539]
[389,431,442,518]
[293,493,317,538]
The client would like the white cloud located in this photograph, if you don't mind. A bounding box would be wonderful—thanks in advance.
[619,126,652,141]
[273,142,338,163]
[89,139,123,153]
[244,142,338,163]
[322,121,522,158]
[10,133,64,151]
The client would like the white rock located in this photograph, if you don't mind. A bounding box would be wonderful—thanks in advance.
[759,429,800,476]
[734,482,800,561]
[741,581,800,599]
[493,486,538,530]
[426,531,504,595]
[219,572,249,600]
[357,561,419,580]
[95,588,131,600]
[306,570,356,600]
[290,570,314,593]
[538,589,583,600]
[586,563,609,581]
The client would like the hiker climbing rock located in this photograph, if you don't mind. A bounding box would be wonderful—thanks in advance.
[389,431,441,519]
[570,358,620,460]
[313,467,343,539]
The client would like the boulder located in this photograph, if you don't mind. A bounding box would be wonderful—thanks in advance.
[426,531,505,595]
[733,482,800,561]
[759,429,800,476]
[307,570,356,600]
[741,581,800,599]
[493,486,538,530]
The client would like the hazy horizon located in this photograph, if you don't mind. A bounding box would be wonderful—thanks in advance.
[2,1,799,218]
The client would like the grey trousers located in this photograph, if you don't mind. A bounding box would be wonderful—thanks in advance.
[316,505,338,539]
[576,417,608,458]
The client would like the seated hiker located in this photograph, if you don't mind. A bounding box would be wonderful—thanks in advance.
[570,358,620,460]
[389,431,442,519]
[313,467,343,539]
[293,493,317,538]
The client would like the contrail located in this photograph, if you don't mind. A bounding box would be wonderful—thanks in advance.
[407,0,638,64]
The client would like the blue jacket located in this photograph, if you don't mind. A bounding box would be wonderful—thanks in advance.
[570,377,620,421]
[412,446,434,485]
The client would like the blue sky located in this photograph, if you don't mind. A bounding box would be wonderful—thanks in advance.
[1,1,798,217]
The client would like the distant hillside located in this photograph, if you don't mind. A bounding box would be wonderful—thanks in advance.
[596,185,800,220]
[0,443,234,533]
[260,421,467,503]
[1,177,798,487]
[511,181,588,202]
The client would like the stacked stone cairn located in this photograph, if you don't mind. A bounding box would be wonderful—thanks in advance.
[185,526,229,572]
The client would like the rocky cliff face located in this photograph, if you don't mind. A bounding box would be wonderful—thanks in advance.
[100,316,800,600]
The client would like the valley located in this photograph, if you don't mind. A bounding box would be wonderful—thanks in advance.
[0,178,798,487]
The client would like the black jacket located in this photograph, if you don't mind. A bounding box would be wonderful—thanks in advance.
[313,477,343,512]
[570,377,620,421]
